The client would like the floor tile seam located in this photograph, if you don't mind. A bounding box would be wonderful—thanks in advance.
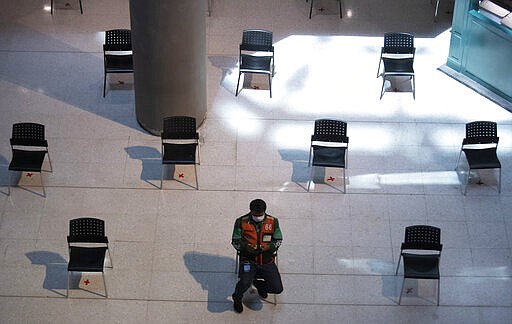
[0,49,102,55]
[4,184,512,197]
[2,295,512,308]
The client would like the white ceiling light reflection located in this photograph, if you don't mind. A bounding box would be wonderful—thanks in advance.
[219,105,262,137]
[338,258,392,273]
[350,171,459,189]
[348,127,392,152]
[270,123,311,148]
[44,5,51,12]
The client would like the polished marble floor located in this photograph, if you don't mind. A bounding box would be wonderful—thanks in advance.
[1,0,512,323]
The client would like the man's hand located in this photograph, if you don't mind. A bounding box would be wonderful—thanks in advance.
[246,243,259,253]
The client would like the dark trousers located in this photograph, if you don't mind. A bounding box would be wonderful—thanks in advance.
[233,260,283,301]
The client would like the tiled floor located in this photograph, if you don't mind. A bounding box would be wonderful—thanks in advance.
[1,0,512,323]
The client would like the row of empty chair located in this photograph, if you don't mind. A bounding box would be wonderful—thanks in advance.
[101,29,416,99]
[62,216,445,305]
[6,120,501,196]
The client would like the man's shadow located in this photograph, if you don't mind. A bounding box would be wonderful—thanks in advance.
[125,146,162,188]
[26,251,68,297]
[184,251,265,312]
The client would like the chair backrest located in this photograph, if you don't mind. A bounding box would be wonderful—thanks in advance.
[241,29,273,52]
[68,218,108,243]
[466,121,497,138]
[401,225,442,251]
[312,119,348,143]
[383,32,415,54]
[162,116,199,140]
[11,122,48,147]
[104,29,132,51]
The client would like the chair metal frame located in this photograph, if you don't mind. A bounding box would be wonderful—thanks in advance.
[396,225,442,306]
[161,116,200,189]
[103,29,134,97]
[307,119,349,193]
[307,0,343,19]
[67,218,113,298]
[235,29,274,98]
[377,32,415,77]
[8,122,53,197]
[235,250,279,305]
[455,121,501,195]
[51,0,83,14]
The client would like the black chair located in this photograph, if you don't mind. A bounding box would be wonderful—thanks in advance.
[396,225,442,305]
[235,250,278,305]
[307,119,348,193]
[8,123,53,197]
[456,121,501,195]
[51,0,83,14]
[161,116,200,189]
[377,32,415,77]
[103,29,134,97]
[67,218,113,298]
[307,0,342,19]
[235,29,274,98]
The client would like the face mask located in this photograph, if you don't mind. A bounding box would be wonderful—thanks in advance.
[252,214,265,222]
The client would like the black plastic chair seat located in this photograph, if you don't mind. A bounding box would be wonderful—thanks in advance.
[382,57,414,75]
[162,143,197,164]
[463,147,501,169]
[240,55,272,74]
[402,253,440,279]
[104,55,133,72]
[9,149,47,172]
[312,146,346,168]
[68,247,107,272]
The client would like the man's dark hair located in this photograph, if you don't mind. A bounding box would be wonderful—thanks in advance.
[249,199,266,214]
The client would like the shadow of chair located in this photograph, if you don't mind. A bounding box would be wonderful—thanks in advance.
[395,225,442,305]
[307,119,348,193]
[377,32,415,99]
[161,116,200,190]
[278,149,311,191]
[307,0,342,19]
[26,251,68,296]
[455,121,501,195]
[51,0,83,14]
[103,29,134,97]
[235,29,274,98]
[67,218,113,298]
[8,122,53,197]
[125,146,162,188]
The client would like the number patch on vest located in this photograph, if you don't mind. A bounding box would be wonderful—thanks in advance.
[262,234,272,242]
[264,223,273,231]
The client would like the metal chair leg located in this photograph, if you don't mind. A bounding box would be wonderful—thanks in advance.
[342,167,346,193]
[194,164,199,190]
[398,277,405,304]
[160,164,164,189]
[7,171,11,196]
[498,168,501,193]
[309,0,314,18]
[380,76,386,99]
[102,272,108,298]
[79,0,83,14]
[437,278,440,306]
[268,74,272,98]
[51,0,54,14]
[395,255,401,275]
[66,271,70,297]
[235,72,242,96]
[103,73,107,97]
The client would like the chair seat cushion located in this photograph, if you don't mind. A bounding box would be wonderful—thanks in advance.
[402,253,439,279]
[240,54,272,73]
[105,55,133,72]
[312,146,346,168]
[463,147,501,169]
[9,149,47,172]
[383,57,414,74]
[68,247,107,272]
[162,143,197,164]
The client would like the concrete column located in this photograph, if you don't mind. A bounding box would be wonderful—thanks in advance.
[129,0,207,135]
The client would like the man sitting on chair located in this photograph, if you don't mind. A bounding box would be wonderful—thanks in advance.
[231,199,283,313]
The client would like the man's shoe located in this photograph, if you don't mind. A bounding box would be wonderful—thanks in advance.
[233,297,243,313]
[253,280,268,299]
